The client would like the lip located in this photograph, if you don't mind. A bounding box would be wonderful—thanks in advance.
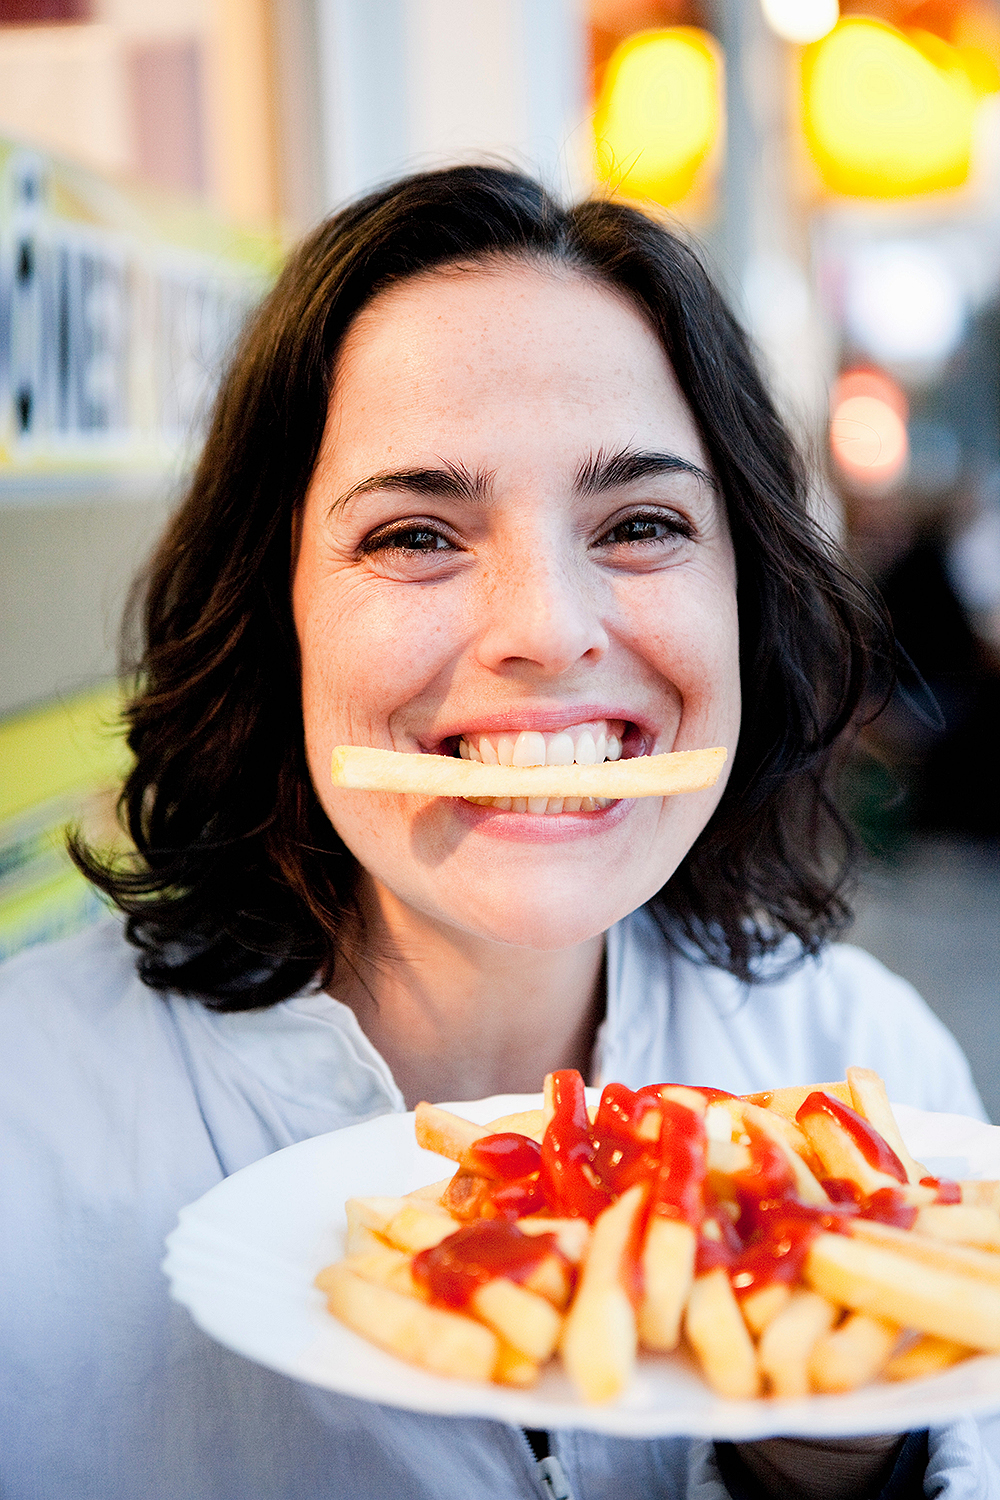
[449,793,635,841]
[420,705,659,757]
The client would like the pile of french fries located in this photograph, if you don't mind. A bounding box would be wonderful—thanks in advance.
[316,1067,1000,1404]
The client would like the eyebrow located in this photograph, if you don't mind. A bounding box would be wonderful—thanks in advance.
[329,445,714,518]
[575,446,716,496]
[329,459,494,517]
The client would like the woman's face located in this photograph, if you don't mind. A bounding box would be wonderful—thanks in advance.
[293,262,740,950]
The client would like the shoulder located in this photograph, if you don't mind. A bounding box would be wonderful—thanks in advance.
[0,919,188,1122]
[737,941,983,1115]
[617,913,983,1117]
[0,918,147,1035]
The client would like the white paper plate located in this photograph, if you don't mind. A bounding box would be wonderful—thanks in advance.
[163,1094,1000,1439]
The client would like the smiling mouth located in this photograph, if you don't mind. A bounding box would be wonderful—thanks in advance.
[453,719,630,815]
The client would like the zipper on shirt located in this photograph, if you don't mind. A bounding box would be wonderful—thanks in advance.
[522,1430,575,1500]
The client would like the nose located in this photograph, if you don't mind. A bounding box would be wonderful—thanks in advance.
[474,541,610,678]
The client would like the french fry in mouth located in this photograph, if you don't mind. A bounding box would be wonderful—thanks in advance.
[317,1067,1000,1404]
[329,744,727,800]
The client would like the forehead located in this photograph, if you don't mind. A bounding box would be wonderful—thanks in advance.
[327,261,705,462]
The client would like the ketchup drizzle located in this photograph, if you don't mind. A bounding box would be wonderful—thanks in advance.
[431,1072,928,1313]
[539,1070,610,1221]
[413,1221,559,1309]
[464,1133,542,1182]
[796,1091,908,1183]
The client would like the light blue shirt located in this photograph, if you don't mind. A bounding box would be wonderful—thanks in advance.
[1,913,996,1499]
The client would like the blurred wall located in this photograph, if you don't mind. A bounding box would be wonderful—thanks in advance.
[316,0,587,207]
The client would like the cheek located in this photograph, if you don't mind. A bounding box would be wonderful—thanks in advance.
[622,570,740,707]
[295,572,471,757]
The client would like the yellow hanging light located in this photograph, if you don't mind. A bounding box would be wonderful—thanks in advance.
[593,28,722,207]
[802,18,980,197]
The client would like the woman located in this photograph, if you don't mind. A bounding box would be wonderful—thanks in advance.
[2,167,993,1499]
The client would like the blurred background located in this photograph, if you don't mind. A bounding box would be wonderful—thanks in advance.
[1,0,998,1113]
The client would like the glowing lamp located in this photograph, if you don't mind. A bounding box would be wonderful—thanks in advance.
[830,369,908,485]
[593,28,721,206]
[802,19,978,196]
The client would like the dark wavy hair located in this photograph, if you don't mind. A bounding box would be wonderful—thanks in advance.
[71,164,891,1009]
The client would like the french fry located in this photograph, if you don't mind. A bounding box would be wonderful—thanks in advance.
[471,1278,562,1362]
[805,1231,1000,1350]
[707,1138,752,1176]
[758,1289,838,1398]
[441,1170,495,1221]
[414,1102,484,1162]
[846,1066,927,1185]
[809,1311,898,1394]
[848,1216,1000,1287]
[796,1098,914,1200]
[487,1108,546,1141]
[330,743,727,800]
[383,1203,461,1254]
[522,1251,574,1311]
[962,1180,1000,1212]
[406,1177,453,1205]
[914,1203,1000,1250]
[638,1216,696,1352]
[684,1267,761,1399]
[339,1244,427,1300]
[884,1333,972,1382]
[740,1283,792,1337]
[329,1241,561,1366]
[344,1222,386,1256]
[494,1340,541,1387]
[743,1081,853,1120]
[728,1097,813,1161]
[732,1099,829,1206]
[560,1183,646,1403]
[344,1195,406,1253]
[516,1217,591,1265]
[319,1263,499,1381]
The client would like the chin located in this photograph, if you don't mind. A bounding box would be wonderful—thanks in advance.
[442,883,648,951]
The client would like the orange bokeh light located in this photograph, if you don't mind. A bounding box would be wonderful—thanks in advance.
[830,368,909,483]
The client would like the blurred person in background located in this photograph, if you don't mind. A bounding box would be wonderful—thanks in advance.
[845,465,1000,843]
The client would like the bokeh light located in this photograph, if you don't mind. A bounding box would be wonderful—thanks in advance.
[830,368,909,484]
[844,241,966,366]
[593,27,721,206]
[802,18,982,197]
[761,0,838,46]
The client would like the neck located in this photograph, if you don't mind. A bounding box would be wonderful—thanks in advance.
[331,878,606,1109]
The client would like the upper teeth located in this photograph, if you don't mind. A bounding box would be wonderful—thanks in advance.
[457,722,623,766]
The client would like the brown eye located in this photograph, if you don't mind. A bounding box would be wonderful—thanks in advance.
[597,511,691,548]
[362,525,455,555]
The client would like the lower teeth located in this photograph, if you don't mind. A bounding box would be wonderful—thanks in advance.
[465,795,613,813]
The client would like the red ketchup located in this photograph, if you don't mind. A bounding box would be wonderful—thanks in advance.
[796,1092,909,1184]
[921,1175,962,1204]
[819,1177,918,1228]
[539,1070,610,1221]
[695,1204,743,1274]
[650,1097,707,1226]
[589,1083,663,1197]
[454,1131,546,1221]
[698,1128,853,1289]
[412,1222,559,1309]
[729,1216,819,1296]
[858,1188,918,1230]
[465,1132,542,1182]
[482,1175,548,1220]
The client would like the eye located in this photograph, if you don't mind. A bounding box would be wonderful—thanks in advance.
[359,523,457,556]
[595,509,693,549]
